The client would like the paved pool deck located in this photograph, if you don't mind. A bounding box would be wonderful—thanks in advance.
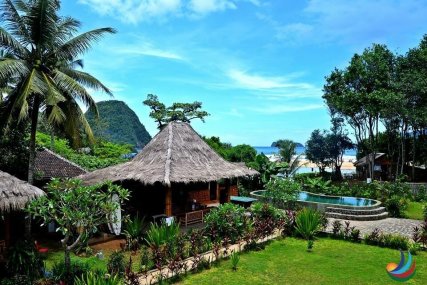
[326,218,423,239]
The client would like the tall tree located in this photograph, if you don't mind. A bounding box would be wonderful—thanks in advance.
[305,130,331,173]
[0,0,115,184]
[323,44,395,179]
[143,94,209,129]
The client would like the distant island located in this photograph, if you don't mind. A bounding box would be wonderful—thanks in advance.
[271,141,304,148]
[85,100,151,148]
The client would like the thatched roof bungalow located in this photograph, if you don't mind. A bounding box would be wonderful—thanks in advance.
[354,153,392,181]
[80,122,258,217]
[0,170,45,213]
[0,170,45,247]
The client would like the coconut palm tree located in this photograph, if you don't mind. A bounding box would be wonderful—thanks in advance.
[0,0,115,184]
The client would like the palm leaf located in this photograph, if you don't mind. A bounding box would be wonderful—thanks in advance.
[62,68,113,96]
[0,0,32,46]
[52,27,116,60]
[0,58,29,82]
[53,70,97,108]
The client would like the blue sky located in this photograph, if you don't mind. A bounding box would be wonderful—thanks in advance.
[62,0,427,146]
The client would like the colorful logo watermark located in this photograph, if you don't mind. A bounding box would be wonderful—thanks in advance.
[386,251,416,282]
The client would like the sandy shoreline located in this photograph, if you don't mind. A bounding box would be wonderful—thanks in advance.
[267,155,356,171]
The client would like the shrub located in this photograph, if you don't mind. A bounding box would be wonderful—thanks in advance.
[74,272,123,285]
[123,215,145,251]
[139,246,154,273]
[413,220,427,246]
[363,229,409,249]
[282,210,297,236]
[5,239,44,282]
[305,177,332,194]
[264,178,301,209]
[363,228,382,246]
[331,220,342,238]
[51,260,91,284]
[414,186,427,202]
[251,202,283,239]
[204,203,249,243]
[294,208,323,251]
[145,221,180,248]
[0,275,32,285]
[350,228,361,242]
[230,251,240,271]
[107,251,126,278]
[423,204,427,220]
[384,196,407,218]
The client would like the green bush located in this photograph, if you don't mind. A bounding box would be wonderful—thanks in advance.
[5,240,44,282]
[204,203,249,243]
[123,215,145,251]
[414,186,427,202]
[74,272,123,285]
[294,208,323,251]
[230,251,240,271]
[384,195,407,218]
[423,204,427,220]
[363,229,409,250]
[107,251,126,278]
[51,260,91,284]
[265,178,301,209]
[0,275,32,285]
[145,221,180,248]
[251,202,283,239]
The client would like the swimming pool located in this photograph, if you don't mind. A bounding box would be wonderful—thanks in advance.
[250,190,380,209]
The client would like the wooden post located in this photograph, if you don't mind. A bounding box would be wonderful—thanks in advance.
[216,182,220,203]
[226,179,231,202]
[165,187,172,216]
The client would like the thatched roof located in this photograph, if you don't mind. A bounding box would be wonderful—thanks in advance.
[0,170,45,212]
[35,148,87,179]
[80,122,259,186]
[354,153,386,167]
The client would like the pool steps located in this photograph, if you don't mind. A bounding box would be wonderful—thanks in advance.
[325,205,388,221]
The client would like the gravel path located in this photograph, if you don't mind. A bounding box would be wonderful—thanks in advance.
[326,218,423,239]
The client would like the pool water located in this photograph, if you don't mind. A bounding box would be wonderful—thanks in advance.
[251,190,376,207]
[298,191,375,207]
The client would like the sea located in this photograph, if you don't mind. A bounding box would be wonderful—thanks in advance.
[253,146,357,157]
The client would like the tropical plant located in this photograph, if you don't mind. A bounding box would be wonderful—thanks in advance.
[51,260,91,284]
[107,251,126,278]
[251,202,283,239]
[74,272,123,285]
[27,178,129,281]
[264,178,301,209]
[5,239,44,282]
[145,221,180,248]
[294,208,323,251]
[123,215,145,251]
[0,0,115,183]
[143,94,209,129]
[230,251,240,271]
[204,203,249,243]
[305,177,332,193]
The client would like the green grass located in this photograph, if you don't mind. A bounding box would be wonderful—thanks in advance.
[177,238,427,285]
[405,201,425,220]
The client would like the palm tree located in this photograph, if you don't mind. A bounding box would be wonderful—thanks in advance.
[0,0,115,184]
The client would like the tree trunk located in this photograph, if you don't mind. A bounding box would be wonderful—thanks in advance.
[28,96,41,184]
[25,96,40,238]
[412,131,416,181]
[335,164,342,181]
[64,247,72,284]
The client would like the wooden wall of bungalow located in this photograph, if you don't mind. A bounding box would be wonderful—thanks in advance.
[120,178,239,219]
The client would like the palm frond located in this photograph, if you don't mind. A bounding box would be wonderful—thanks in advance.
[0,27,28,56]
[0,58,29,82]
[53,69,97,108]
[52,27,116,60]
[27,0,60,50]
[61,68,113,96]
[0,0,32,46]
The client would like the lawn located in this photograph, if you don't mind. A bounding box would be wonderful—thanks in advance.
[178,238,427,285]
[405,201,425,220]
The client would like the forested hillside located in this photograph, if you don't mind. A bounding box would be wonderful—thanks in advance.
[85,100,151,148]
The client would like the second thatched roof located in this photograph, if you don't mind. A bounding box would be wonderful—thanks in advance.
[0,170,45,212]
[35,148,88,179]
[80,121,258,186]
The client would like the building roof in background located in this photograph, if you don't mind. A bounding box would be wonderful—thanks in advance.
[354,153,387,167]
[80,122,259,186]
[35,148,87,179]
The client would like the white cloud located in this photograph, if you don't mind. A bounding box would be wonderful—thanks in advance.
[227,69,312,90]
[79,0,259,23]
[117,43,184,60]
[249,103,324,114]
[78,0,182,24]
[188,0,236,15]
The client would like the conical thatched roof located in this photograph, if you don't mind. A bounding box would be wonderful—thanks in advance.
[80,121,258,186]
[0,170,45,212]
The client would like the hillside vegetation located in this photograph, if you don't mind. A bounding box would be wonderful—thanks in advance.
[85,100,151,148]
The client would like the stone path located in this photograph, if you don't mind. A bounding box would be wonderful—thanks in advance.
[326,218,423,239]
